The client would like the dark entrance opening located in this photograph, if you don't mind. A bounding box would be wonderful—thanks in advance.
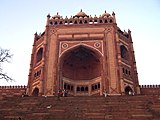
[32,87,39,96]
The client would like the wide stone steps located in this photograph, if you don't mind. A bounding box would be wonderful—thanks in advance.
[0,95,160,120]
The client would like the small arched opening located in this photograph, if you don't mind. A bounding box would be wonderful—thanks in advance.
[36,48,43,63]
[125,86,133,95]
[32,87,39,96]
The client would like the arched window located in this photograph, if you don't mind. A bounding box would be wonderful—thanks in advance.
[123,68,125,74]
[120,45,129,60]
[92,85,95,91]
[104,20,107,23]
[54,21,58,25]
[85,86,88,91]
[74,21,78,24]
[98,83,100,88]
[79,20,83,24]
[32,87,39,96]
[77,87,80,91]
[60,21,63,24]
[36,48,43,63]
[95,84,97,89]
[99,20,103,23]
[84,20,88,24]
[81,86,84,91]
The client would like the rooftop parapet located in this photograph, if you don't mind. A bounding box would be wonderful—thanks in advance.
[46,10,116,26]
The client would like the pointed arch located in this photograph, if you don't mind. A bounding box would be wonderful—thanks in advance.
[60,43,103,59]
[60,45,102,80]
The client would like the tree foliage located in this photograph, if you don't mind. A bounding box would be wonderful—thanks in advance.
[0,47,13,81]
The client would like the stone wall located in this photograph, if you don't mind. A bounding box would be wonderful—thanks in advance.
[0,85,160,98]
[140,85,160,95]
[0,86,27,98]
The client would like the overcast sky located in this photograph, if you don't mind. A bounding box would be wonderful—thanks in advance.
[0,0,160,86]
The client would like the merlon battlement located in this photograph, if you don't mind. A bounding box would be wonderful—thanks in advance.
[140,85,160,88]
[0,85,27,89]
[46,10,116,26]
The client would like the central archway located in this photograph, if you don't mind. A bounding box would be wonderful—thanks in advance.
[59,45,103,96]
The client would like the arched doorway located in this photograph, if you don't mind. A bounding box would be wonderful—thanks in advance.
[60,45,102,96]
[32,87,39,96]
[125,86,133,95]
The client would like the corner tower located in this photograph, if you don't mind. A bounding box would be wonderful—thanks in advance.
[27,10,140,96]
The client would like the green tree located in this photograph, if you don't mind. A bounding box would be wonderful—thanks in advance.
[0,47,13,81]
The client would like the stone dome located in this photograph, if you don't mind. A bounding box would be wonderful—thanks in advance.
[102,10,111,18]
[74,9,89,18]
[53,12,61,19]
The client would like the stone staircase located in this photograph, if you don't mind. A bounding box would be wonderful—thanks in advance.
[0,95,160,120]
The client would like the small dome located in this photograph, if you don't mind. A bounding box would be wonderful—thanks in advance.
[53,12,61,19]
[65,16,68,19]
[94,15,97,19]
[102,10,110,18]
[89,15,92,18]
[74,9,88,18]
[84,16,88,19]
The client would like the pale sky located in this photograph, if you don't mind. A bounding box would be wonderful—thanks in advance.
[0,0,160,86]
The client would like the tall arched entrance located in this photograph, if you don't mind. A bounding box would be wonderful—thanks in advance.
[59,45,103,96]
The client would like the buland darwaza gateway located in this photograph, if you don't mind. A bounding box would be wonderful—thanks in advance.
[27,10,140,96]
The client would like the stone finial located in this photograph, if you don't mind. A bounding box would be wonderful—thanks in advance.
[112,11,116,23]
[128,29,131,34]
[34,32,37,36]
[34,32,38,40]
[46,14,51,26]
[70,15,73,19]
[65,16,68,19]
[124,30,128,35]
[112,11,115,16]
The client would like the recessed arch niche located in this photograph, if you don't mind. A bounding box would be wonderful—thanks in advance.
[60,45,102,81]
[120,45,129,60]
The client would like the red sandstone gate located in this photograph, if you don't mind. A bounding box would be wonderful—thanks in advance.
[27,10,140,96]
